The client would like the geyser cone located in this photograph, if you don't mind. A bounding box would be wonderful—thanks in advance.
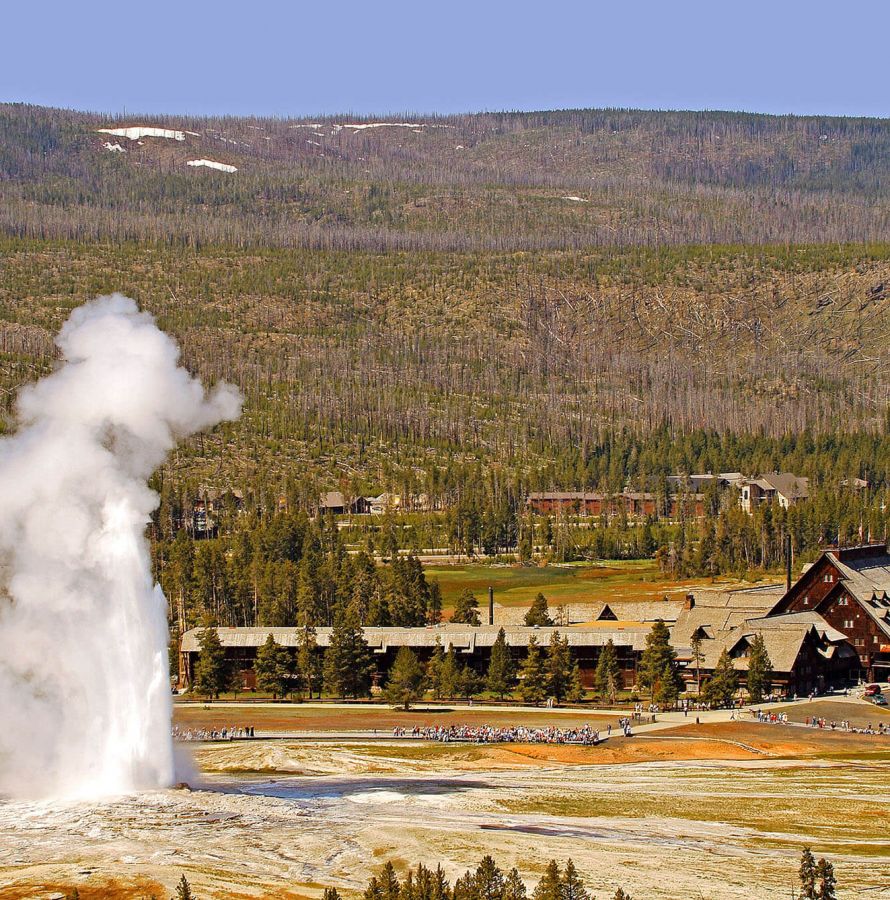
[0,294,240,800]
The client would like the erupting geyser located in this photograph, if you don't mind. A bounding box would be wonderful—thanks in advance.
[0,295,241,800]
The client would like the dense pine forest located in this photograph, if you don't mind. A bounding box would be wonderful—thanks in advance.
[1,104,889,596]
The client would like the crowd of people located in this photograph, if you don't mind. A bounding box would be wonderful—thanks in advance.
[173,725,256,741]
[802,715,888,735]
[752,709,888,735]
[390,722,629,744]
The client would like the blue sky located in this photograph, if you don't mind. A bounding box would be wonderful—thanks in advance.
[3,1,889,118]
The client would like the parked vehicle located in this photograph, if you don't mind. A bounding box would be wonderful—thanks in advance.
[863,683,883,696]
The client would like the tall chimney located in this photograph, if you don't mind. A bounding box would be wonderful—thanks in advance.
[488,586,494,625]
[785,533,793,593]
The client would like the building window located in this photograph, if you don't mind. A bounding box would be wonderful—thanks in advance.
[843,619,854,629]
[803,596,809,606]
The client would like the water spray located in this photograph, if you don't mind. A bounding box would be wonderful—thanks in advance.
[0,294,240,799]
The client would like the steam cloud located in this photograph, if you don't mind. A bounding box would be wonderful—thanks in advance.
[0,295,241,799]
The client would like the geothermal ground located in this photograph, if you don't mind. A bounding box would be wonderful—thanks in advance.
[1,700,888,900]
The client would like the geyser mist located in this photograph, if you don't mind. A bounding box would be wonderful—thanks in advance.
[0,295,240,800]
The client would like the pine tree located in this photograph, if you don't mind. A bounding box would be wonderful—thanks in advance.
[439,646,462,699]
[379,862,401,900]
[559,860,589,900]
[364,876,384,900]
[452,589,481,625]
[174,874,195,900]
[690,631,704,694]
[427,580,443,625]
[639,620,677,698]
[502,869,527,900]
[428,636,446,699]
[566,662,585,702]
[703,649,739,708]
[546,632,572,703]
[519,636,548,705]
[254,634,291,698]
[532,861,561,900]
[453,871,478,900]
[613,891,632,900]
[486,628,515,699]
[385,647,427,710]
[323,890,342,900]
[431,865,450,900]
[815,857,837,900]
[298,623,320,699]
[799,847,817,900]
[323,605,374,698]
[746,633,773,703]
[595,638,622,703]
[474,856,505,900]
[458,664,483,700]
[654,661,680,706]
[194,616,231,699]
[524,592,553,626]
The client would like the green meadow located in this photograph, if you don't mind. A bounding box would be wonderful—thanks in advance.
[424,560,745,611]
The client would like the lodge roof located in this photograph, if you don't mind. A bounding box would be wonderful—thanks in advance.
[744,472,809,500]
[680,611,851,674]
[319,491,346,509]
[592,599,688,623]
[180,623,653,654]
[825,545,890,639]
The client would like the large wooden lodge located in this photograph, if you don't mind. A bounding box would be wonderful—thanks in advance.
[180,544,890,696]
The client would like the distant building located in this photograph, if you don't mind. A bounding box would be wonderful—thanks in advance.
[367,492,401,515]
[665,472,743,492]
[188,487,245,538]
[318,491,347,515]
[739,473,809,513]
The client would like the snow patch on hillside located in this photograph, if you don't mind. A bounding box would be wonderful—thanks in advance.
[97,126,199,142]
[187,159,238,173]
[102,142,126,153]
[562,196,589,202]
[290,122,449,134]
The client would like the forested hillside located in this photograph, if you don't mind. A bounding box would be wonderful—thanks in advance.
[3,104,890,250]
[0,238,888,494]
[0,105,888,560]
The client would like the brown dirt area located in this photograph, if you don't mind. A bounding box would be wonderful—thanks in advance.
[0,875,165,900]
[775,698,890,729]
[174,703,617,733]
[659,720,890,757]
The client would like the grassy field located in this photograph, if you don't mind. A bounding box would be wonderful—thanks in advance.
[425,559,756,610]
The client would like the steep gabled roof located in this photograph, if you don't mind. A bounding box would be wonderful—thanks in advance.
[825,546,890,639]
[754,472,809,500]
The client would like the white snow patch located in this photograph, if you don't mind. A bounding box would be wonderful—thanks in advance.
[340,123,427,131]
[97,126,199,142]
[186,159,238,173]
[102,142,126,153]
[562,195,589,202]
[306,141,322,147]
[455,145,465,150]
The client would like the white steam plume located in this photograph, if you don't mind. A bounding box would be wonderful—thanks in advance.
[0,294,241,800]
